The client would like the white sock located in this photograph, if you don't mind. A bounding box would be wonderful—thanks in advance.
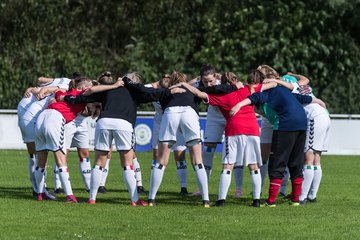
[234,165,244,192]
[58,166,73,196]
[308,165,322,200]
[53,163,62,190]
[133,158,143,187]
[176,160,188,188]
[260,161,268,189]
[194,163,209,201]
[100,158,110,187]
[218,169,232,200]
[89,165,104,201]
[79,157,91,191]
[148,163,165,200]
[28,154,37,192]
[202,146,215,182]
[299,165,314,201]
[123,165,138,202]
[250,169,262,200]
[34,166,46,194]
[280,167,290,195]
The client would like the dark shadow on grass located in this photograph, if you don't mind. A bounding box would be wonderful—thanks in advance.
[0,186,36,200]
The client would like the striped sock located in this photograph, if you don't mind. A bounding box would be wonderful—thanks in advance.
[218,169,231,200]
[58,166,73,196]
[194,163,209,201]
[79,157,91,191]
[299,165,314,201]
[133,158,143,187]
[250,169,261,200]
[123,165,138,202]
[202,146,215,182]
[176,160,188,188]
[148,163,165,200]
[34,166,46,194]
[99,158,110,187]
[89,165,104,201]
[53,163,62,190]
[28,154,37,192]
[234,165,244,192]
[308,165,322,200]
[268,178,282,203]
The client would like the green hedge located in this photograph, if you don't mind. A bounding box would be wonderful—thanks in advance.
[1,0,359,113]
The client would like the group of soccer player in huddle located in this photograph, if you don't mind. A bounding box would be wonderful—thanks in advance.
[17,63,330,207]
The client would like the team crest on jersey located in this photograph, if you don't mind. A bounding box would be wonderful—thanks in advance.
[135,124,152,146]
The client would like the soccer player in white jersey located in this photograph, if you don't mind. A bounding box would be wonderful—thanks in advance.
[34,76,94,203]
[191,65,245,198]
[271,73,330,204]
[17,76,72,197]
[148,71,209,207]
[146,76,189,195]
[63,113,93,192]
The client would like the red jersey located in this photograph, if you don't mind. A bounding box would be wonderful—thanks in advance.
[207,85,262,137]
[47,89,86,123]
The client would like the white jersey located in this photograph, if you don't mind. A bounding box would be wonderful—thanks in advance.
[290,82,329,118]
[40,77,71,89]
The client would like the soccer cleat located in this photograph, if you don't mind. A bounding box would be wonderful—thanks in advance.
[32,190,38,197]
[234,189,243,199]
[308,198,317,203]
[87,199,96,205]
[289,201,300,207]
[148,199,155,207]
[203,200,211,208]
[98,186,107,194]
[261,200,276,208]
[192,190,202,196]
[234,190,243,198]
[37,192,57,201]
[131,199,149,207]
[44,189,57,200]
[252,199,261,207]
[180,187,189,196]
[137,186,146,194]
[66,195,78,203]
[299,199,308,205]
[215,199,226,207]
[54,188,65,194]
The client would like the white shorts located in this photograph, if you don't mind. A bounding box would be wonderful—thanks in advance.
[260,117,273,144]
[203,123,225,143]
[35,109,67,153]
[152,115,186,151]
[222,135,262,166]
[159,106,201,146]
[204,106,226,143]
[18,117,36,143]
[305,113,331,152]
[95,129,135,151]
[65,116,89,149]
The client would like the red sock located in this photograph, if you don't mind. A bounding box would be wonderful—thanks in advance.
[267,178,282,203]
[291,177,303,202]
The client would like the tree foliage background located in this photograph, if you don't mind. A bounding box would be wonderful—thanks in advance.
[1,0,360,113]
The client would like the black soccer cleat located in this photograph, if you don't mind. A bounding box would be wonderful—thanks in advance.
[54,188,65,194]
[180,187,189,196]
[251,199,261,207]
[137,186,146,194]
[98,186,107,194]
[215,199,226,207]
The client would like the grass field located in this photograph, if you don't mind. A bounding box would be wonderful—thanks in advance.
[0,150,359,240]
